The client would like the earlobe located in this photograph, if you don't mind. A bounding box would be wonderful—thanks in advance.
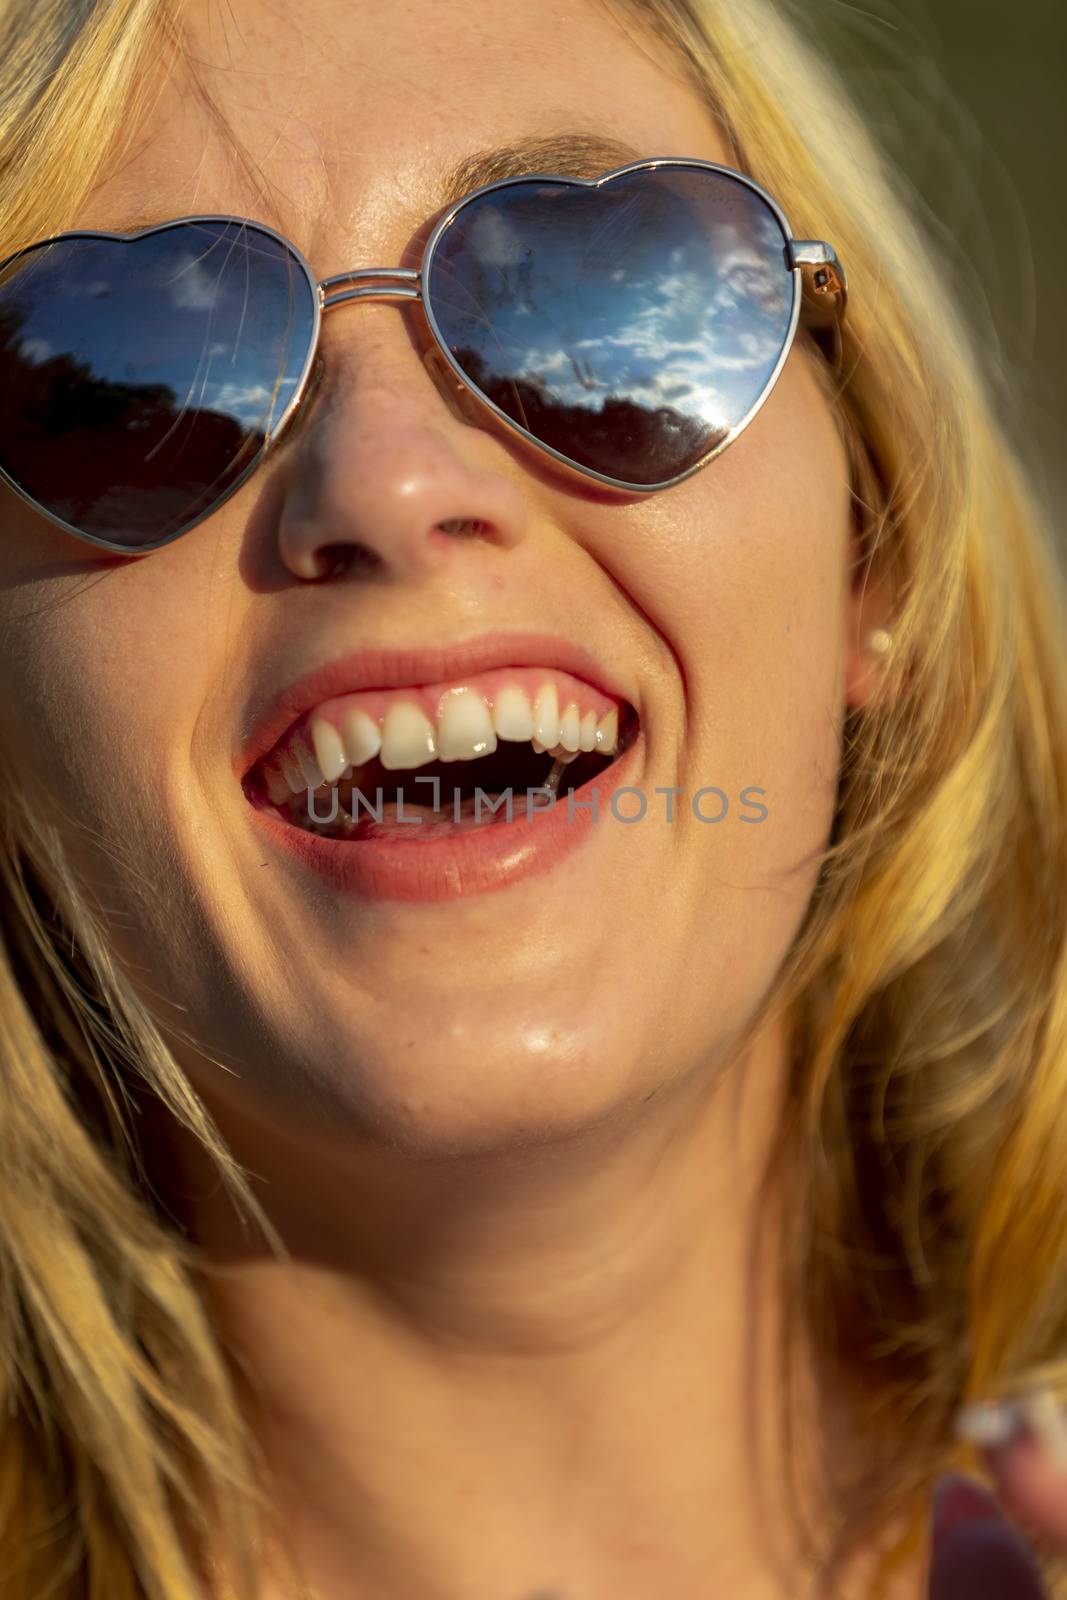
[844,552,897,711]
[845,624,894,710]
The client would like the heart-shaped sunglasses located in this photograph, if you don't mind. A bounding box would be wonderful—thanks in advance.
[0,157,846,554]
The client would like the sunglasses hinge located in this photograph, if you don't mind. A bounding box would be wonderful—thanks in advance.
[787,239,847,298]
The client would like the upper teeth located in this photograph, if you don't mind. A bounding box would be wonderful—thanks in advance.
[262,680,622,799]
[381,701,438,771]
[435,687,497,764]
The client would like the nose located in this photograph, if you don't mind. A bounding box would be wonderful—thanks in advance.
[274,309,528,582]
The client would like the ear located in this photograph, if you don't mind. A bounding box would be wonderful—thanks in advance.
[843,539,896,712]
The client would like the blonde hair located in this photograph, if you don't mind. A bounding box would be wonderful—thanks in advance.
[1,1,1066,1597]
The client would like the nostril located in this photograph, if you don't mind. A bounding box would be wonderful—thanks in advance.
[308,543,384,580]
[436,518,488,537]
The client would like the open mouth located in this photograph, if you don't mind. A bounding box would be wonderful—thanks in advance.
[241,672,640,843]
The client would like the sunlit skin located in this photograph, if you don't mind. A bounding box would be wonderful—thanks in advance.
[7,1,1062,1597]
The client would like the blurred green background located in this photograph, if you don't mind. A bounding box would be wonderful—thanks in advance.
[807,0,1065,544]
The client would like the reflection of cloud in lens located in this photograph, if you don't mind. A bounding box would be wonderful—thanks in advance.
[213,382,270,409]
[165,253,223,311]
[207,379,268,416]
[518,332,730,416]
[512,293,784,430]
[467,206,526,268]
[620,268,717,327]
[437,168,792,449]
[19,336,52,364]
[55,276,114,300]
[523,350,571,376]
[207,378,296,424]
[653,273,690,301]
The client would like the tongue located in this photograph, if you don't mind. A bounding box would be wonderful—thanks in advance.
[341,794,521,840]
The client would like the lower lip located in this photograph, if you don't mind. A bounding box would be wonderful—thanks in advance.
[245,739,641,902]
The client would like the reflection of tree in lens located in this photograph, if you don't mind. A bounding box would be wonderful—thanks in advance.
[0,296,259,544]
[451,343,724,486]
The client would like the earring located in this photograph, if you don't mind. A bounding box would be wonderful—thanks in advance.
[865,626,893,657]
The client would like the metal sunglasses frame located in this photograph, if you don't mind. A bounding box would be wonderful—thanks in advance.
[0,156,847,556]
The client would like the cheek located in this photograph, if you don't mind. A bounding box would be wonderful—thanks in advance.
[0,549,255,1055]
[617,351,850,748]
[701,362,849,737]
[0,540,219,888]
[710,360,849,801]
[590,353,851,1007]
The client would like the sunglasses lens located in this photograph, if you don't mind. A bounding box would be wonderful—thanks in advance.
[0,221,317,548]
[425,166,796,489]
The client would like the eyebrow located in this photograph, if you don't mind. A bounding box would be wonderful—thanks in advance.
[93,131,648,245]
[434,130,646,207]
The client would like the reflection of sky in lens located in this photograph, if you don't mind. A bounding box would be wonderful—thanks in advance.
[427,167,794,434]
[1,223,313,430]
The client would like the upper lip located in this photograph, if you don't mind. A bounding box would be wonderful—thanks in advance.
[236,630,636,778]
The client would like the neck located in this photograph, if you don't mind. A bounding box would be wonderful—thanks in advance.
[141,1014,864,1600]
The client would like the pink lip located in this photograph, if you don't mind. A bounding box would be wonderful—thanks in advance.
[235,630,634,778]
[246,734,641,901]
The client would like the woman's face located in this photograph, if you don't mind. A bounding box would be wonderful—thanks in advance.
[0,0,862,1157]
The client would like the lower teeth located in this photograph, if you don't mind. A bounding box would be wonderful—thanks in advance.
[286,792,523,839]
[283,772,606,839]
[257,719,634,839]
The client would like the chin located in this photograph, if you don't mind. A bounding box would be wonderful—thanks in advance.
[224,1001,656,1164]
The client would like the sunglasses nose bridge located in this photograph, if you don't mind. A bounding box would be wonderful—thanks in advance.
[315,265,477,417]
[318,266,422,312]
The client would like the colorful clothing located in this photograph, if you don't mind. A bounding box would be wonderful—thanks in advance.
[929,1474,1049,1598]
